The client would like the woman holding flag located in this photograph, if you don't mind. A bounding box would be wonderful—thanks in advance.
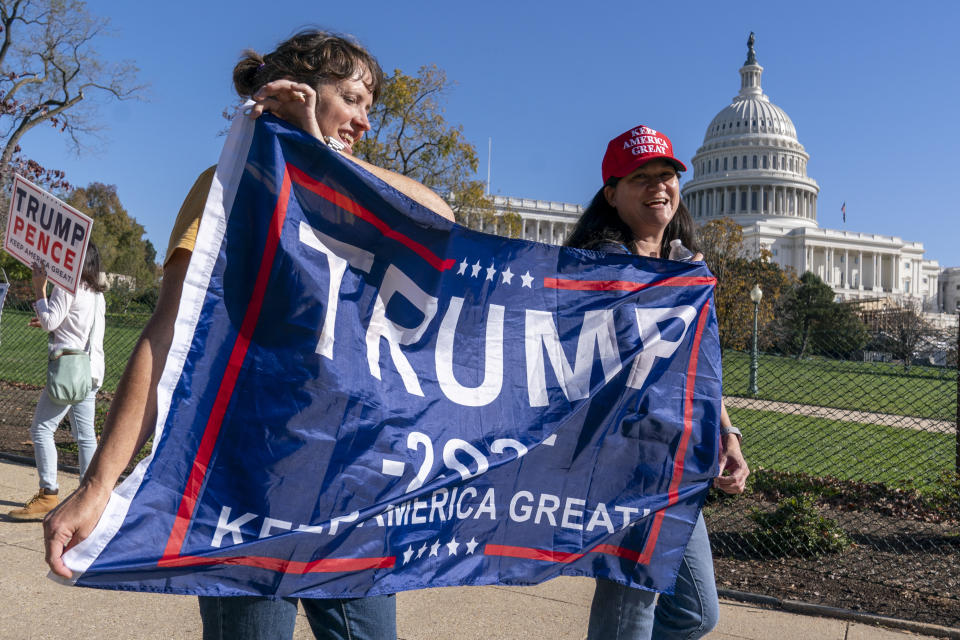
[566,124,750,640]
[43,30,453,640]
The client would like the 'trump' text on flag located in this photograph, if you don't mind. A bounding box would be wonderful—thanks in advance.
[59,113,722,599]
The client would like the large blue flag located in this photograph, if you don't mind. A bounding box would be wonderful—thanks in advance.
[62,114,722,598]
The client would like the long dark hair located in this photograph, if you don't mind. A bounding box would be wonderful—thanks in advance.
[565,185,700,257]
[80,242,106,293]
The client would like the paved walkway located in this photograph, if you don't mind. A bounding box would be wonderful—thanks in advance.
[723,395,956,434]
[0,459,954,639]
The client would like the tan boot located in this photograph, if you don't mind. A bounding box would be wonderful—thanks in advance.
[8,489,59,521]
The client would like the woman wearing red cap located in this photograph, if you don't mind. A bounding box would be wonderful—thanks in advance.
[567,125,749,640]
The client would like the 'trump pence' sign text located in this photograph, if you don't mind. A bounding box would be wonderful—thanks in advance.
[4,174,92,294]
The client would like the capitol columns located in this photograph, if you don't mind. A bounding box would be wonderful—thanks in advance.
[857,250,863,290]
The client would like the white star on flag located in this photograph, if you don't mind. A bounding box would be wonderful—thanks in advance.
[446,537,460,556]
[402,546,414,564]
[521,271,534,288]
[429,540,441,557]
[501,267,514,284]
[416,542,428,559]
[457,258,468,275]
[465,538,479,555]
[471,260,482,277]
[485,263,496,281]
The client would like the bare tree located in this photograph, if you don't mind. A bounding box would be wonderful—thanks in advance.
[0,0,143,230]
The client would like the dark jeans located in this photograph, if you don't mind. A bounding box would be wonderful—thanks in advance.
[198,594,396,640]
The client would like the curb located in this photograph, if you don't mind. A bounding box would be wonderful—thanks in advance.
[719,588,960,639]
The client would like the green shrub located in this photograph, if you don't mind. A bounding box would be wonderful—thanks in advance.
[750,494,852,556]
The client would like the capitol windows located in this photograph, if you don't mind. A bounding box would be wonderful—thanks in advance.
[731,157,736,169]
[763,156,768,168]
[740,192,747,210]
[714,158,719,171]
[752,155,758,168]
[751,192,758,211]
[729,192,736,211]
[742,155,747,167]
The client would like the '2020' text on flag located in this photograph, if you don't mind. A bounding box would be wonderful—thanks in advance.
[62,114,722,599]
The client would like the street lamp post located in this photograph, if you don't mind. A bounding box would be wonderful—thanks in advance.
[748,284,763,397]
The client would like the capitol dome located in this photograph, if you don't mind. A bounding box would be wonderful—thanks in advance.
[704,96,796,142]
[682,34,819,230]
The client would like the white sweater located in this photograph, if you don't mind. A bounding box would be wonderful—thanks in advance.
[34,285,106,386]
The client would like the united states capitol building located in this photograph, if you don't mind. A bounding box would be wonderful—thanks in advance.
[484,36,957,314]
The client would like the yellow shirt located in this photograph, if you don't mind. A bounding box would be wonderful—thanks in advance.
[164,166,216,267]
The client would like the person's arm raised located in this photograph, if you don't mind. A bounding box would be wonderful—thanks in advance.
[43,249,190,578]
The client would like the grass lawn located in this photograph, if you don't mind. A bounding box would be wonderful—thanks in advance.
[0,308,146,393]
[731,406,956,492]
[723,349,957,421]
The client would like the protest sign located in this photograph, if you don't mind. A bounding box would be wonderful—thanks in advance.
[61,114,721,599]
[4,174,92,294]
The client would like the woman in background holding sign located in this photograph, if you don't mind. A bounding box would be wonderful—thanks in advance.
[566,125,749,640]
[9,244,106,521]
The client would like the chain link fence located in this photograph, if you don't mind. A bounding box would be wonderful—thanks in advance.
[706,308,959,627]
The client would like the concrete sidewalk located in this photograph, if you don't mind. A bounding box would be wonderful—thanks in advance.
[0,458,951,640]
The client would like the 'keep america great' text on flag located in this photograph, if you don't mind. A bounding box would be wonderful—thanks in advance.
[61,113,722,598]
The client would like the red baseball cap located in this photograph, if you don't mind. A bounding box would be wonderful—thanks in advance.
[601,125,687,184]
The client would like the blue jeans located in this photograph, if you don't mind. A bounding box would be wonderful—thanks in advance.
[587,513,719,640]
[31,385,99,491]
[198,594,396,640]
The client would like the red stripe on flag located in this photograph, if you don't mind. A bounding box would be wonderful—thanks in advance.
[637,298,712,564]
[287,163,455,272]
[544,276,716,291]
[484,544,585,563]
[484,543,648,564]
[158,553,395,573]
[161,167,294,563]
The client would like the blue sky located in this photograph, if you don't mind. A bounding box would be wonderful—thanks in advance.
[21,0,960,267]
